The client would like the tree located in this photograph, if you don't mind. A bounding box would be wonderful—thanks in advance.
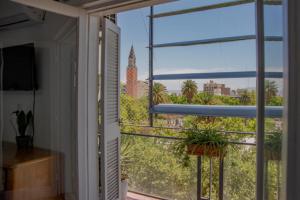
[239,90,251,105]
[181,80,198,103]
[120,81,281,200]
[193,92,215,105]
[265,80,278,104]
[153,82,169,105]
[120,94,148,127]
[169,93,187,104]
[268,96,283,106]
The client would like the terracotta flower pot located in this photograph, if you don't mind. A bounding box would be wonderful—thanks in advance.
[187,144,226,157]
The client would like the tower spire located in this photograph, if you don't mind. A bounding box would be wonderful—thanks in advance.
[128,45,136,68]
[126,45,138,97]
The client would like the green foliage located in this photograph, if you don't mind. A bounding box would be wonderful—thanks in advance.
[183,127,228,148]
[12,110,33,136]
[119,78,282,199]
[169,93,187,104]
[265,131,282,155]
[120,94,148,126]
[239,90,252,105]
[265,80,279,104]
[215,95,240,105]
[153,82,169,105]
[174,126,228,166]
[123,135,197,199]
[268,96,283,106]
[121,135,135,180]
[224,146,256,200]
[181,80,198,103]
[193,92,215,105]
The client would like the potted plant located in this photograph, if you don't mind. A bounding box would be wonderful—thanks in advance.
[174,126,228,166]
[265,130,282,161]
[120,136,133,200]
[120,172,129,200]
[12,110,33,149]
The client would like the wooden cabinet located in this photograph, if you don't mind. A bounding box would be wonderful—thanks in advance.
[2,142,64,200]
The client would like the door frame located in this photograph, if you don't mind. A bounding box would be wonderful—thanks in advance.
[13,0,293,200]
[9,1,98,200]
[8,1,171,200]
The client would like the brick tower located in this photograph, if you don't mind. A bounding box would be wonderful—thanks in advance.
[126,45,138,98]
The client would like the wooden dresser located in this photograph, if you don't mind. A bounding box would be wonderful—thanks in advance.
[2,142,64,200]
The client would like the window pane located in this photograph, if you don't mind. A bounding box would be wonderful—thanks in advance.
[263,1,283,199]
[154,0,243,14]
[121,134,197,200]
[153,78,256,106]
[154,3,255,44]
[153,41,256,75]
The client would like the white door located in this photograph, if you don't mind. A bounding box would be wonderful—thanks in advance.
[99,18,121,200]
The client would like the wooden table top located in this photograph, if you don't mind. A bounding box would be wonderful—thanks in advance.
[2,142,54,169]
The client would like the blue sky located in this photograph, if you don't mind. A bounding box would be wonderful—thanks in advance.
[118,0,283,92]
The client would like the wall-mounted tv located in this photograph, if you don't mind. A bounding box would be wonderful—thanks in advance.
[0,43,37,91]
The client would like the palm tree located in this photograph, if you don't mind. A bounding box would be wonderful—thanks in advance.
[153,82,168,105]
[265,80,278,103]
[239,90,251,105]
[181,80,198,103]
[193,92,214,105]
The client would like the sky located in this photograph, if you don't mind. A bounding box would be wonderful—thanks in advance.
[117,0,283,92]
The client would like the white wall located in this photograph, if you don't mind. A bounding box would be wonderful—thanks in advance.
[0,0,78,198]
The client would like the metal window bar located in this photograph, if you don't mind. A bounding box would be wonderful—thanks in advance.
[197,157,202,200]
[209,158,213,199]
[149,6,154,127]
[121,132,256,146]
[144,0,276,199]
[121,123,256,135]
[152,0,255,18]
[219,158,224,200]
[151,104,283,118]
[151,35,282,48]
[255,0,265,199]
[153,71,283,80]
[151,0,282,19]
[148,4,282,125]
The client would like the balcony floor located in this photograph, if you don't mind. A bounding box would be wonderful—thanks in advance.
[127,192,162,200]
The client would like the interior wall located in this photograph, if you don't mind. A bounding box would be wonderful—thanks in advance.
[0,1,77,198]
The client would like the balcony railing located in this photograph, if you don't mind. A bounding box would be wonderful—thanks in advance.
[121,129,281,200]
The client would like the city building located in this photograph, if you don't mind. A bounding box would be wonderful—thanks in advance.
[137,80,149,98]
[126,45,138,98]
[126,46,148,98]
[203,80,231,96]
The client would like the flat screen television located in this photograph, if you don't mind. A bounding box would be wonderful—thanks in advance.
[0,43,37,91]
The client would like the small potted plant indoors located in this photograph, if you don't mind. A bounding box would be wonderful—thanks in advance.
[265,130,282,161]
[174,126,228,166]
[11,109,33,149]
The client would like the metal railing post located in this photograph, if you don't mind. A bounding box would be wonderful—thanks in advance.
[219,157,224,200]
[209,158,213,199]
[255,0,265,199]
[149,6,154,127]
[197,156,202,200]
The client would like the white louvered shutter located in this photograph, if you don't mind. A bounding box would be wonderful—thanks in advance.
[100,18,121,200]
